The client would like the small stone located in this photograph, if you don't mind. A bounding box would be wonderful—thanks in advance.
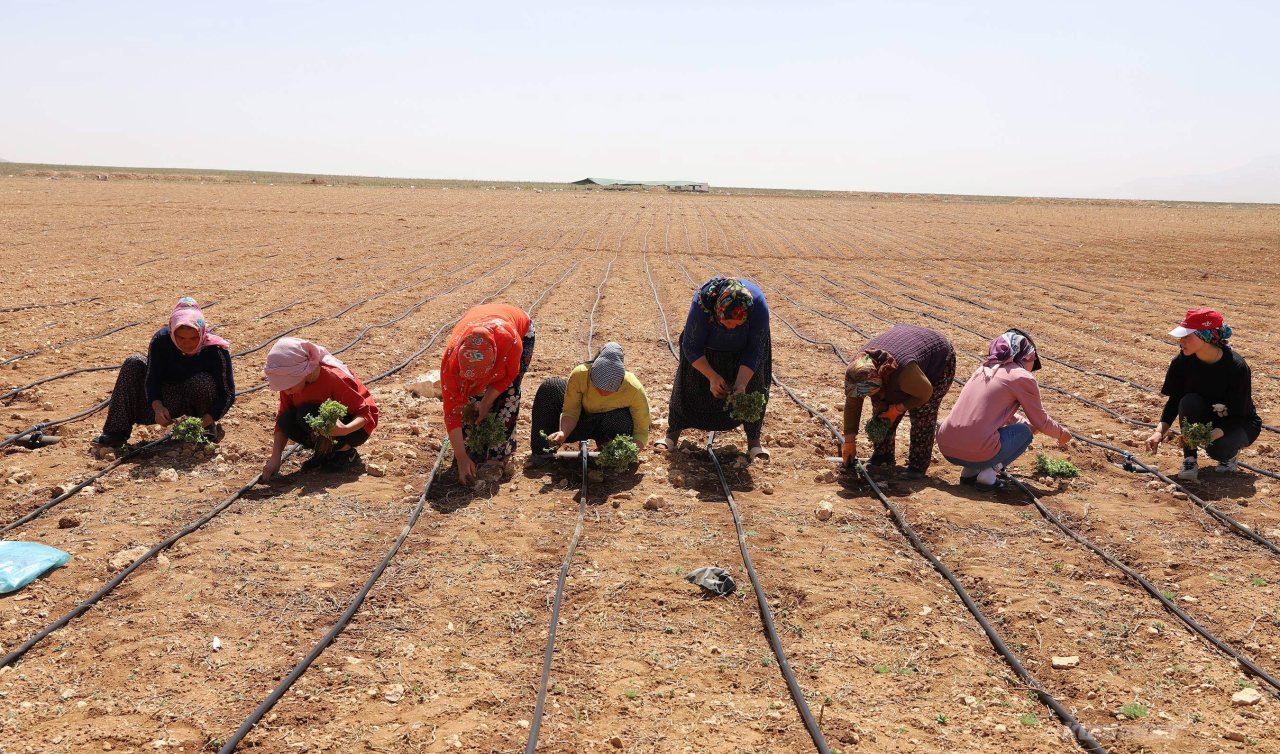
[644,494,666,511]
[610,736,624,749]
[365,463,386,477]
[760,481,774,495]
[1052,655,1080,669]
[516,719,529,729]
[815,500,834,521]
[611,499,621,509]
[384,683,405,703]
[994,724,1007,733]
[1180,595,1198,604]
[1225,731,1248,742]
[587,469,604,483]
[109,546,150,570]
[1232,688,1263,706]
[156,468,179,483]
[57,515,81,529]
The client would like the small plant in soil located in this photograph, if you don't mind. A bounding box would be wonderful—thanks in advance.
[305,399,348,438]
[1019,713,1040,727]
[864,417,892,445]
[724,391,766,423]
[1034,453,1080,478]
[171,416,212,448]
[465,413,506,455]
[1120,703,1148,720]
[1181,421,1214,449]
[597,434,640,471]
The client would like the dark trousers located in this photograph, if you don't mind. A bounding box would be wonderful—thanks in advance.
[1178,393,1250,462]
[278,402,370,452]
[530,377,634,454]
[102,354,217,440]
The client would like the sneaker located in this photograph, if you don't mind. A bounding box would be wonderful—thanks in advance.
[324,448,360,471]
[899,468,926,480]
[203,423,225,445]
[1176,457,1199,482]
[654,433,679,451]
[748,446,771,462]
[1214,456,1239,474]
[301,453,328,471]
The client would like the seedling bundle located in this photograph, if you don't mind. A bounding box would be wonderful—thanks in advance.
[725,391,766,423]
[466,413,506,455]
[305,399,348,438]
[864,417,892,445]
[172,416,212,448]
[1181,421,1214,449]
[598,434,640,471]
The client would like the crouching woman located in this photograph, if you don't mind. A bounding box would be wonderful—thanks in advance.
[261,337,379,480]
[530,342,651,461]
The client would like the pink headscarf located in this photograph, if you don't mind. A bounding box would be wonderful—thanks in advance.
[263,337,352,392]
[169,297,230,353]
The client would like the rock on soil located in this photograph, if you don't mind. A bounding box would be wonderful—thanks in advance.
[760,481,774,495]
[156,468,179,483]
[1232,688,1263,706]
[1051,655,1080,669]
[109,546,151,570]
[644,494,666,511]
[57,515,80,529]
[405,370,442,398]
[816,500,834,521]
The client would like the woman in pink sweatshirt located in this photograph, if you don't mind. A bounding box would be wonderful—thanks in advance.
[935,330,1071,491]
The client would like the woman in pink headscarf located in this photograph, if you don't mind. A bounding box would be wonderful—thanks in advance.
[261,337,379,480]
[93,297,235,448]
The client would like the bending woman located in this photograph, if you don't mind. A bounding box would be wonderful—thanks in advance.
[656,276,772,461]
[440,303,535,485]
[936,329,1070,491]
[261,337,379,480]
[93,297,235,447]
[530,342,651,461]
[842,324,955,478]
[1146,308,1261,481]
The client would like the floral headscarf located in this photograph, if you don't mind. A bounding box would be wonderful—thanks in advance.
[696,276,753,325]
[1195,323,1233,347]
[168,297,230,354]
[456,326,498,383]
[985,329,1039,371]
[844,349,898,398]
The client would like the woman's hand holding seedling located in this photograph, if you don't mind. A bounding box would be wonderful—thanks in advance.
[544,430,566,446]
[1056,426,1072,448]
[152,401,173,427]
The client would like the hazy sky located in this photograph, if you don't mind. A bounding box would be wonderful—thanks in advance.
[3,1,1278,201]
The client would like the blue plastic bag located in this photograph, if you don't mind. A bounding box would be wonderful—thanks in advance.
[0,541,71,593]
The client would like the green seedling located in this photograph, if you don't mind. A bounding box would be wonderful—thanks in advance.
[1034,453,1080,478]
[539,429,561,447]
[864,417,892,445]
[1019,713,1040,727]
[598,434,640,471]
[465,413,506,455]
[725,391,767,423]
[172,416,212,448]
[305,399,348,439]
[1181,421,1214,449]
[1120,703,1148,720]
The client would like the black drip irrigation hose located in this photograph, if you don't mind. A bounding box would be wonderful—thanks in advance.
[0,296,100,314]
[0,258,551,669]
[0,259,518,531]
[642,239,832,754]
[705,432,832,754]
[1006,473,1280,697]
[522,442,590,754]
[654,245,1103,753]
[216,443,451,754]
[0,319,146,366]
[218,254,588,751]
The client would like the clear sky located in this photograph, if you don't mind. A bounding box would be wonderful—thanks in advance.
[3,0,1277,201]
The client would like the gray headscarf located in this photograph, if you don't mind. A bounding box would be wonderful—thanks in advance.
[589,342,626,392]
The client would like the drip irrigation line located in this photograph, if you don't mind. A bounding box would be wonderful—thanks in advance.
[642,237,832,753]
[220,256,587,751]
[1070,433,1280,557]
[0,319,147,366]
[653,246,1102,752]
[0,297,100,314]
[0,258,555,669]
[705,432,832,754]
[522,442,589,754]
[1006,474,1280,697]
[216,442,450,754]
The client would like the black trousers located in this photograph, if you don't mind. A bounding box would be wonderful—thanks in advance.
[278,402,370,452]
[1178,393,1250,462]
[530,377,634,455]
[102,354,218,440]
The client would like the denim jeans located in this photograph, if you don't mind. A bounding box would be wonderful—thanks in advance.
[1178,393,1251,462]
[942,423,1035,477]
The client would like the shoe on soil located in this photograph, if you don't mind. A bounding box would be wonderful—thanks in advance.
[203,423,225,445]
[324,448,360,471]
[867,453,894,467]
[91,432,128,448]
[899,468,926,480]
[1176,457,1199,482]
[654,433,679,451]
[748,445,771,462]
[1214,455,1240,473]
[301,452,328,471]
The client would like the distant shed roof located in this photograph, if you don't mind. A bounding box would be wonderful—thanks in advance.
[572,177,704,187]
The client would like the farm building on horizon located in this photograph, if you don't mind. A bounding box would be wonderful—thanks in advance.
[572,177,709,192]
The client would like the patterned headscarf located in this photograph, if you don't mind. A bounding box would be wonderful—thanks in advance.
[1195,323,1233,347]
[985,329,1039,370]
[696,276,753,325]
[168,297,230,354]
[844,349,898,398]
[456,326,498,382]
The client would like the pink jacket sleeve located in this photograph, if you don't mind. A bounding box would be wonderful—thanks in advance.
[1007,373,1066,440]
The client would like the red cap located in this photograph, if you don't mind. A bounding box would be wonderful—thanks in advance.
[1169,307,1223,337]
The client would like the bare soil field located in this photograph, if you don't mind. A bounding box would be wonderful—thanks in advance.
[2,175,1279,754]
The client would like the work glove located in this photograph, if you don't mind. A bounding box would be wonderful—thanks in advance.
[878,403,906,423]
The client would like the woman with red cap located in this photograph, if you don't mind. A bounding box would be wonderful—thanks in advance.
[1146,308,1261,481]
[440,303,535,484]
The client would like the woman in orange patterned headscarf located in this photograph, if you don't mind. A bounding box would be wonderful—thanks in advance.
[440,303,535,484]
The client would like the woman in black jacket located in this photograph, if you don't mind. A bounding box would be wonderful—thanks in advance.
[1145,308,1261,481]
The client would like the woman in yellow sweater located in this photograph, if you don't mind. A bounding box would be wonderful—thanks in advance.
[530,342,651,462]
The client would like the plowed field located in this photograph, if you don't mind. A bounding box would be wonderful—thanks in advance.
[2,176,1279,754]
